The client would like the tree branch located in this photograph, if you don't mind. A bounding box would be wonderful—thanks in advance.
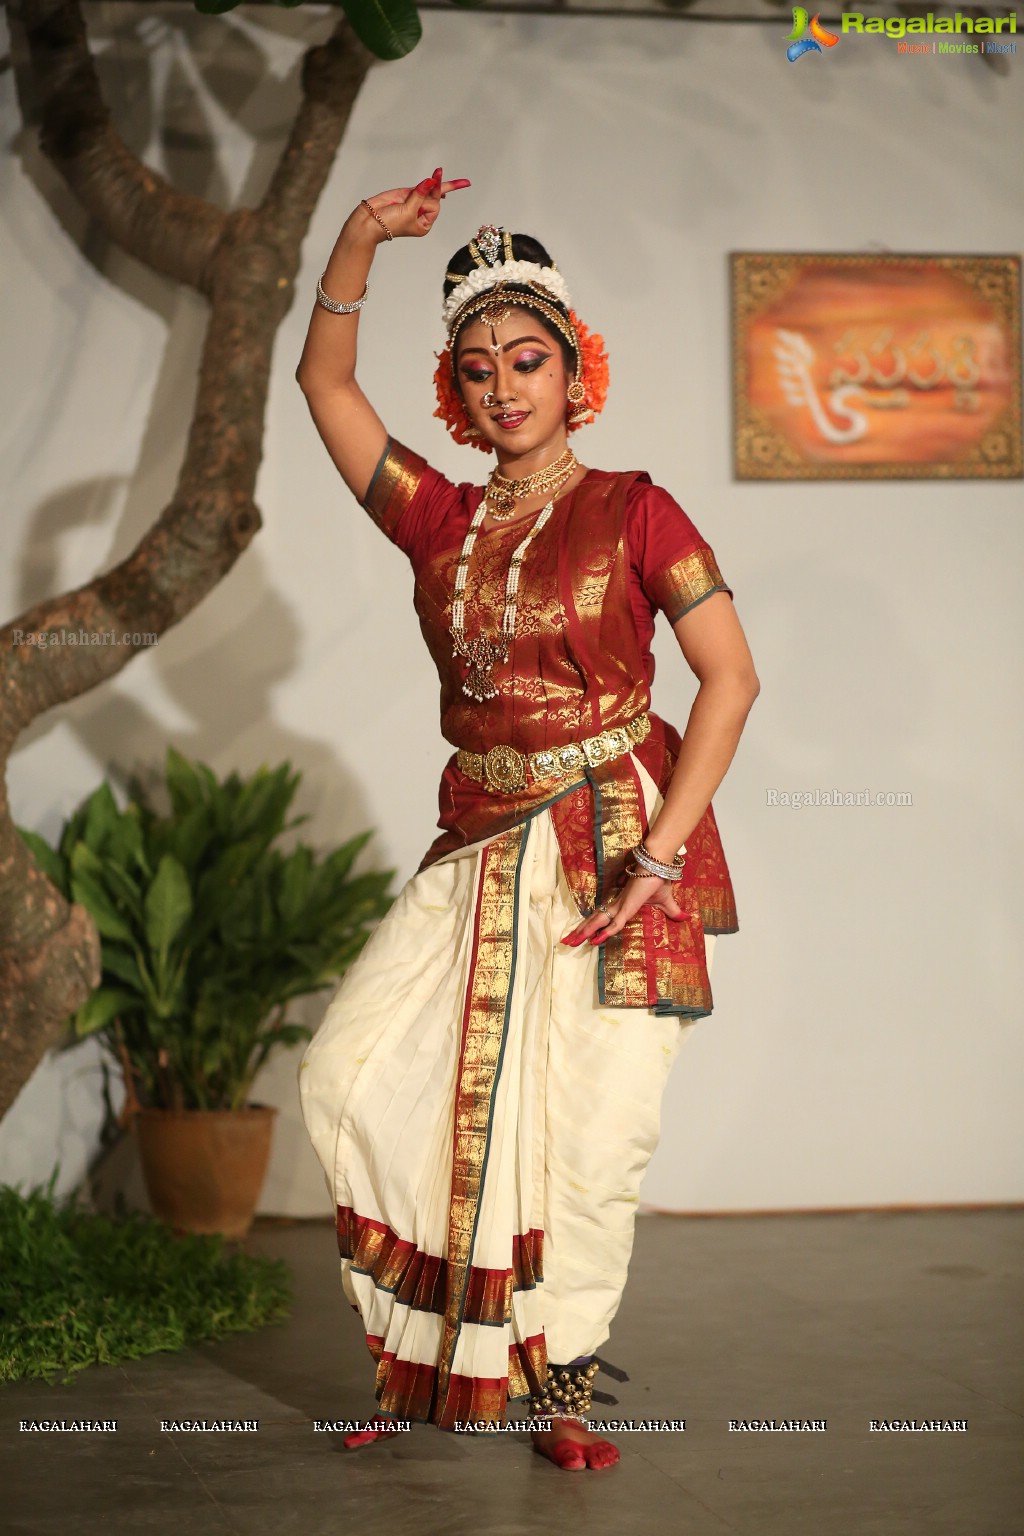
[259,21,373,230]
[0,4,373,1120]
[14,0,227,292]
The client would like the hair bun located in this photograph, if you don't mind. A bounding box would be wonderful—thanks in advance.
[442,231,560,304]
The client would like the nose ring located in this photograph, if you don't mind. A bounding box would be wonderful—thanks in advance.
[482,391,519,409]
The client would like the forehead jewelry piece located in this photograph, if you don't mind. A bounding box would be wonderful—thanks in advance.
[480,286,514,328]
[450,285,580,370]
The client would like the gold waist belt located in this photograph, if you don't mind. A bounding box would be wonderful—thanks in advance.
[456,711,651,795]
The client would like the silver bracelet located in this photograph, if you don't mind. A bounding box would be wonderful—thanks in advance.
[316,273,368,315]
[630,842,686,881]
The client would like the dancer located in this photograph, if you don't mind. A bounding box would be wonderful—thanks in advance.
[295,170,759,1472]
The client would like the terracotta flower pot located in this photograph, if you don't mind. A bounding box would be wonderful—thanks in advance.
[133,1104,277,1240]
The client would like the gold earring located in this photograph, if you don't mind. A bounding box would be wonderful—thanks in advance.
[567,377,589,423]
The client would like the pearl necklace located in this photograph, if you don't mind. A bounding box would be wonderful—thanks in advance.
[449,498,556,702]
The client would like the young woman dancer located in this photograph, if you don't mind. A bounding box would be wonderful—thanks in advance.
[296,169,759,1472]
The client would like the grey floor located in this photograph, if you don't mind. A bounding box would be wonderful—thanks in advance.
[4,1210,1023,1536]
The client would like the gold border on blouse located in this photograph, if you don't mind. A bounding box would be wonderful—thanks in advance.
[648,549,731,626]
[362,437,428,541]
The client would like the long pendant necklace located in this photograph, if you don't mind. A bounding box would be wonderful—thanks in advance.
[450,498,556,701]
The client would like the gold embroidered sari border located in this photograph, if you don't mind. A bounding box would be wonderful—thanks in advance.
[435,823,528,1416]
[338,1206,544,1325]
[362,436,428,539]
[649,549,733,625]
[376,1337,548,1429]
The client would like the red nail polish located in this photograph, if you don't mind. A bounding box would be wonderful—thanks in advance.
[415,178,432,193]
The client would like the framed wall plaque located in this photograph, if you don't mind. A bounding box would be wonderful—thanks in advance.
[731,253,1021,480]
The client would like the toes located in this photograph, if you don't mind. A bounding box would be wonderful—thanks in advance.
[550,1440,587,1470]
[585,1438,621,1469]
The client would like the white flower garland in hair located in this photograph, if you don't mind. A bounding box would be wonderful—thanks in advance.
[441,260,573,329]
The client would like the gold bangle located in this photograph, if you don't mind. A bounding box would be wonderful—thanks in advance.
[361,199,393,242]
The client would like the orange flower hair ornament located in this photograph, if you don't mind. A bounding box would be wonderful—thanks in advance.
[432,231,609,451]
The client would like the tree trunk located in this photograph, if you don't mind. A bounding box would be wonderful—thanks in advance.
[0,0,372,1120]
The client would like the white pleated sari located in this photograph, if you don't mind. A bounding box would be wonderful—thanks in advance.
[298,751,714,1430]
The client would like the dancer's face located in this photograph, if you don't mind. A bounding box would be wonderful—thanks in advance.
[455,307,573,460]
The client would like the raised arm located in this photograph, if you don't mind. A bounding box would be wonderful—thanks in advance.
[295,170,471,504]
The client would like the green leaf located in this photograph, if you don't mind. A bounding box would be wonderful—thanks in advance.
[17,827,68,894]
[157,949,191,1023]
[69,864,135,944]
[164,746,207,818]
[196,841,268,921]
[72,988,139,1039]
[83,783,120,854]
[130,948,163,1017]
[201,1041,226,1078]
[70,842,105,878]
[341,0,422,60]
[100,948,146,995]
[229,763,299,846]
[165,802,212,874]
[195,761,219,796]
[277,846,313,927]
[106,802,143,874]
[307,831,372,907]
[144,856,193,970]
[102,862,144,925]
[58,801,90,867]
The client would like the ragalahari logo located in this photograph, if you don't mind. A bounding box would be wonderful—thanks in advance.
[786,7,840,60]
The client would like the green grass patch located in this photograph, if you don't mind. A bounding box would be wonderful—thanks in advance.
[0,1175,292,1386]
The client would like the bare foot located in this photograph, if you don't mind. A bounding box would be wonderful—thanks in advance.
[343,1426,385,1449]
[344,1418,477,1448]
[530,1414,620,1471]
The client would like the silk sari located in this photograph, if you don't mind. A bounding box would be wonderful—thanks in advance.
[298,440,738,1429]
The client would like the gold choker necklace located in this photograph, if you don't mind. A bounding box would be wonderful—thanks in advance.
[485,448,578,520]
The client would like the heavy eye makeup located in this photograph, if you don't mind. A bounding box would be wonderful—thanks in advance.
[511,349,552,370]
[459,349,553,385]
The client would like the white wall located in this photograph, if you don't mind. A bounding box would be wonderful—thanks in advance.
[1,2,1021,1215]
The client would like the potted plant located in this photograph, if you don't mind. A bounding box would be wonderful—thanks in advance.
[18,746,395,1239]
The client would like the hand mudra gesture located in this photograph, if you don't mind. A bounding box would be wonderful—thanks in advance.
[361,168,472,242]
[561,871,689,949]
